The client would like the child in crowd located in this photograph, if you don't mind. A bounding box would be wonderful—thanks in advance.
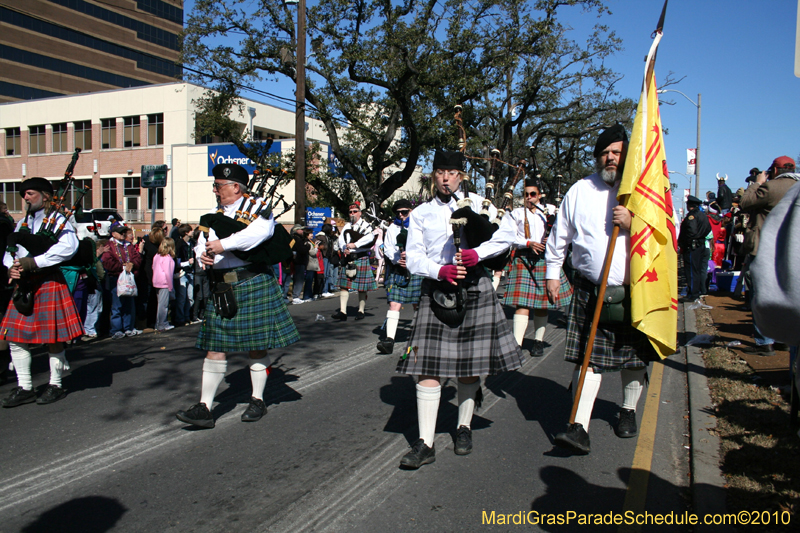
[152,237,176,332]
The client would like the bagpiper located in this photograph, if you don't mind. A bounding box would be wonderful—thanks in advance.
[331,202,377,321]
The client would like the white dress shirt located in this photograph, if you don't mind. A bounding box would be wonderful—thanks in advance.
[337,218,375,253]
[194,200,275,270]
[505,205,547,248]
[407,194,515,280]
[545,173,631,286]
[3,209,78,269]
[384,222,406,264]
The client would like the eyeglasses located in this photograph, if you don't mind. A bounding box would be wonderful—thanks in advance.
[395,210,410,216]
[212,181,236,190]
[524,192,539,197]
[349,210,360,214]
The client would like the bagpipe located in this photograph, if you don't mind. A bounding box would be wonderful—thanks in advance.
[7,149,92,315]
[196,161,293,268]
[339,210,378,279]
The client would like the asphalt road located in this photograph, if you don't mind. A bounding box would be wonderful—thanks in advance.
[0,290,691,532]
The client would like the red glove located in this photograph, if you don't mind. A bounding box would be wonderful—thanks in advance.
[439,265,460,284]
[460,249,479,267]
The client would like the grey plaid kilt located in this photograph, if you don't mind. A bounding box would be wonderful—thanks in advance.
[564,274,656,372]
[196,271,300,353]
[503,253,572,310]
[397,276,522,378]
[386,266,422,304]
[338,256,377,292]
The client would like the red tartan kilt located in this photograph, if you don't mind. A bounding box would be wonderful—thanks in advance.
[1,273,84,344]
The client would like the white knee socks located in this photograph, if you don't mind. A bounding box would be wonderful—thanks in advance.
[416,383,441,447]
[512,314,529,346]
[200,358,227,408]
[250,359,270,400]
[533,314,548,342]
[572,368,602,431]
[457,379,481,429]
[358,292,367,313]
[621,368,646,411]
[49,350,69,387]
[339,289,349,313]
[385,310,400,340]
[9,343,32,390]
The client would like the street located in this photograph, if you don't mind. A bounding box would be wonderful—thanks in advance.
[0,291,691,532]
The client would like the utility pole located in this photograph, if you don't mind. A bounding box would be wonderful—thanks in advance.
[293,0,306,225]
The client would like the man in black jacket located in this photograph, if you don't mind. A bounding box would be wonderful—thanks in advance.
[679,196,712,301]
[716,173,733,213]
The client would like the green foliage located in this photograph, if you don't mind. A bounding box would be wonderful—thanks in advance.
[183,0,635,210]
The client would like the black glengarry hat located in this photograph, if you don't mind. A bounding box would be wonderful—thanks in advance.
[392,199,413,212]
[19,177,54,197]
[212,164,249,186]
[432,150,465,171]
[593,124,628,158]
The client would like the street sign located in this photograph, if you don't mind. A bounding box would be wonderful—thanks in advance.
[142,165,168,188]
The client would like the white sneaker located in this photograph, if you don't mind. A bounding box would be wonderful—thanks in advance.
[321,292,334,298]
[112,332,126,340]
[292,298,304,305]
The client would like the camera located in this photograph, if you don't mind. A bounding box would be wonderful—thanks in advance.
[745,167,760,183]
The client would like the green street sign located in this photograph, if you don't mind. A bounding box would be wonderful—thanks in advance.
[142,165,168,188]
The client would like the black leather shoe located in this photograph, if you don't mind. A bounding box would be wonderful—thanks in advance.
[331,310,347,321]
[741,344,775,356]
[454,425,473,455]
[176,402,215,428]
[616,408,638,438]
[531,340,545,357]
[1,386,37,408]
[36,384,67,405]
[355,311,365,320]
[554,423,591,454]
[241,397,268,422]
[376,338,395,354]
[400,439,436,469]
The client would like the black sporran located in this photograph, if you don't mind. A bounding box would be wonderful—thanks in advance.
[11,285,34,316]
[212,282,238,319]
[429,282,468,328]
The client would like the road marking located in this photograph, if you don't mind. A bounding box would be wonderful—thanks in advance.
[618,361,665,533]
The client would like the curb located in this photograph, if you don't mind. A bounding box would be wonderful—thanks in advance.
[683,303,735,532]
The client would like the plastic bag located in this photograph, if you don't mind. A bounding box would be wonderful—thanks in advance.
[117,270,138,297]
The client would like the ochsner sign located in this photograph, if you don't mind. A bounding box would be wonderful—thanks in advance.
[207,142,283,175]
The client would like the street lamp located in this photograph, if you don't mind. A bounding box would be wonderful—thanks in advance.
[658,89,701,198]
[285,0,306,224]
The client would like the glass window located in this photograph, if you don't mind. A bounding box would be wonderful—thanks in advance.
[147,187,164,210]
[101,178,117,209]
[101,118,117,149]
[124,176,141,196]
[52,123,68,153]
[147,113,163,146]
[5,128,21,156]
[1,182,22,211]
[74,121,92,151]
[29,125,46,154]
[123,116,140,148]
[63,179,93,211]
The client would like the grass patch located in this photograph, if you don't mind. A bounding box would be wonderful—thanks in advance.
[696,307,799,531]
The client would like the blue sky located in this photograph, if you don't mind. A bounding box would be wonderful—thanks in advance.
[184,0,800,201]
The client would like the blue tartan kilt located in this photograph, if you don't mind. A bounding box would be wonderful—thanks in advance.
[564,274,656,372]
[386,267,422,304]
[338,256,377,292]
[196,271,300,353]
[503,254,572,310]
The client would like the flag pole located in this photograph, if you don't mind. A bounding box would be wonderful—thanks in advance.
[567,0,668,426]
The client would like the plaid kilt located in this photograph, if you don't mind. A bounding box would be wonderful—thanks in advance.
[196,272,300,353]
[1,271,84,344]
[386,266,422,304]
[564,274,656,372]
[338,256,377,292]
[397,276,522,378]
[503,254,572,309]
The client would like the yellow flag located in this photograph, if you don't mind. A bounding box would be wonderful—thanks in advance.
[617,33,678,359]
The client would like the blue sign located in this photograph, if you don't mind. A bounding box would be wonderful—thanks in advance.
[206,142,284,175]
[306,207,333,234]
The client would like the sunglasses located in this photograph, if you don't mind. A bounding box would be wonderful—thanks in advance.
[395,210,410,216]
[349,210,360,214]
[212,182,235,190]
[524,191,539,197]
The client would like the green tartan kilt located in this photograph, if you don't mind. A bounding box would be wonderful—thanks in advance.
[196,272,300,353]
[503,254,572,310]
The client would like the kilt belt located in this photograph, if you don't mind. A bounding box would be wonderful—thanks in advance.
[209,266,262,284]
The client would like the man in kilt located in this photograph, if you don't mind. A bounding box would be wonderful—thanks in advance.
[176,164,300,428]
[503,179,572,357]
[331,202,376,321]
[396,150,521,469]
[377,199,422,354]
[1,178,84,407]
[545,125,655,454]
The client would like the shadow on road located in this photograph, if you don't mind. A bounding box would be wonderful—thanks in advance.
[20,496,127,533]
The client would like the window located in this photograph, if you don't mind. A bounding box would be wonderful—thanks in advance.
[74,121,92,151]
[64,179,93,210]
[123,116,140,148]
[147,187,164,210]
[101,178,117,209]
[147,113,163,146]
[101,118,117,149]
[5,128,21,156]
[29,125,46,154]
[52,123,68,153]
[252,129,264,141]
[198,134,213,145]
[124,176,140,196]
[1,182,22,211]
